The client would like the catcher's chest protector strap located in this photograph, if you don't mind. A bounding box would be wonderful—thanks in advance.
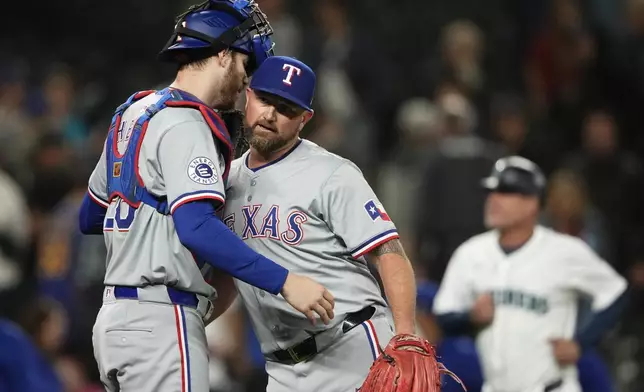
[105,88,234,214]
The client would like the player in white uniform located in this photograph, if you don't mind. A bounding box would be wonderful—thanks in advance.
[433,156,629,392]
[79,3,334,391]
[222,56,421,392]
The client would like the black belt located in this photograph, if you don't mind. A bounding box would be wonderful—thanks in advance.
[267,306,376,365]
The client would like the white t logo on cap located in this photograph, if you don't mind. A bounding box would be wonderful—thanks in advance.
[282,64,302,86]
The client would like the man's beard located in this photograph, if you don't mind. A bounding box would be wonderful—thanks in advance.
[244,124,293,157]
[216,61,245,111]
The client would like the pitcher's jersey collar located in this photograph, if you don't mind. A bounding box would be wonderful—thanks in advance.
[245,138,303,172]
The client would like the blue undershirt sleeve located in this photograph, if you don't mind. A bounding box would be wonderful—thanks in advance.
[79,192,107,235]
[172,200,289,295]
[436,311,476,336]
[575,289,629,350]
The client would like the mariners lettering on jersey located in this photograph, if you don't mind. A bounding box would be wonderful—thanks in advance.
[227,205,308,245]
[282,64,302,86]
[492,289,549,315]
[188,157,218,185]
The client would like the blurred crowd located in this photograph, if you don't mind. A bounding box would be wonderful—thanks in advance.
[0,0,643,391]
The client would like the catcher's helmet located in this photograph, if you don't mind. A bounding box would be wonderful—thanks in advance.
[481,156,546,196]
[158,0,274,75]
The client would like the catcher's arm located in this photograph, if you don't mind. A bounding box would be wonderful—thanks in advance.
[366,239,417,335]
[204,269,239,326]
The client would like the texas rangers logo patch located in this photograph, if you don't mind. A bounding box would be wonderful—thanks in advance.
[364,200,391,221]
[188,157,218,185]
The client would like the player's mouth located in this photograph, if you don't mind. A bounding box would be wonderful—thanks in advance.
[256,123,277,133]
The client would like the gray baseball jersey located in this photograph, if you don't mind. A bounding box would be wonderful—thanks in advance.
[88,91,226,298]
[223,139,397,354]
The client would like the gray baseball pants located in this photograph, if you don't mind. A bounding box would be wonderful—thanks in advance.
[93,286,212,392]
[265,308,395,392]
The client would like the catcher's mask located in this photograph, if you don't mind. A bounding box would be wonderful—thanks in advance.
[158,0,274,75]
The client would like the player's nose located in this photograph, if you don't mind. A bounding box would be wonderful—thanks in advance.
[265,106,277,120]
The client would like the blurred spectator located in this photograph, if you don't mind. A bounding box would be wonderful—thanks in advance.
[35,65,89,152]
[17,297,67,359]
[306,0,379,176]
[541,169,613,261]
[0,297,68,391]
[0,60,38,187]
[27,133,74,228]
[55,356,103,392]
[414,90,503,280]
[205,302,246,392]
[435,20,486,99]
[562,109,644,275]
[490,93,563,176]
[415,280,484,392]
[306,0,402,174]
[598,0,644,158]
[230,305,271,392]
[0,166,31,319]
[20,297,102,392]
[36,157,106,374]
[258,0,302,58]
[0,314,63,392]
[418,18,493,138]
[524,0,597,147]
[378,98,443,252]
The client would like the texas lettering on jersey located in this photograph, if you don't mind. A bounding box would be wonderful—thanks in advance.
[223,205,307,245]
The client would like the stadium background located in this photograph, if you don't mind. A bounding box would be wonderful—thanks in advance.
[0,0,643,391]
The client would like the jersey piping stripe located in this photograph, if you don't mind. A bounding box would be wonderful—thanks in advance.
[174,305,190,392]
[351,230,400,259]
[361,320,380,361]
[180,306,192,392]
[245,139,303,172]
[170,190,226,214]
[88,187,110,208]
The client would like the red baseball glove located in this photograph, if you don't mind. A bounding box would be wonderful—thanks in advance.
[358,334,465,392]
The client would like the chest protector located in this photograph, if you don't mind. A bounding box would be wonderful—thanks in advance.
[105,88,233,214]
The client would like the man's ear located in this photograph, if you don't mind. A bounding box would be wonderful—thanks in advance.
[216,49,233,67]
[300,110,314,130]
[245,88,253,111]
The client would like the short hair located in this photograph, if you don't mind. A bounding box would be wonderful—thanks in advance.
[176,48,235,72]
[177,56,212,72]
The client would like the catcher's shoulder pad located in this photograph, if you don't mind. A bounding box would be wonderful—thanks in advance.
[359,334,466,392]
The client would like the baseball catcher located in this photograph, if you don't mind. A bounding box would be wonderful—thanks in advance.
[359,334,465,392]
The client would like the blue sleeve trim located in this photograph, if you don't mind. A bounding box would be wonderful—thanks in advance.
[87,187,109,208]
[172,200,288,295]
[436,312,475,337]
[79,192,107,235]
[169,190,225,214]
[575,289,629,350]
[350,229,399,258]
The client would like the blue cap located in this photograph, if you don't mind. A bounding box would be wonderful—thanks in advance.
[249,56,315,111]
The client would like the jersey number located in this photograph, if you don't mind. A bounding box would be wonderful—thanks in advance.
[104,199,136,232]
